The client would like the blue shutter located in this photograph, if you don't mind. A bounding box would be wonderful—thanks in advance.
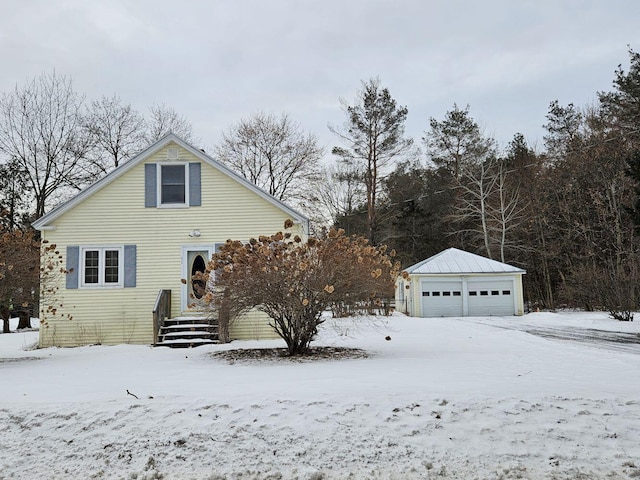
[124,245,137,288]
[189,162,201,206]
[66,246,79,289]
[144,163,157,207]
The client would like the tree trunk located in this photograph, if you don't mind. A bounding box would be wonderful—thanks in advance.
[17,310,31,329]
[1,305,10,333]
[218,308,230,343]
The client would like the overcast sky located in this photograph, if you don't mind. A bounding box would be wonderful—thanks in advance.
[2,0,640,159]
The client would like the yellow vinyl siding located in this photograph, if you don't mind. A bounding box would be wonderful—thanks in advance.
[230,310,281,340]
[39,142,304,347]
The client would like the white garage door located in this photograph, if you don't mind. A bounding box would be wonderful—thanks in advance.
[467,280,515,316]
[421,281,463,317]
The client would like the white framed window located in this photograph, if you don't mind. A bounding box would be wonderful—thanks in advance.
[80,247,123,287]
[158,163,189,207]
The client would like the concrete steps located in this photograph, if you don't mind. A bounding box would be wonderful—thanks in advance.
[156,316,218,348]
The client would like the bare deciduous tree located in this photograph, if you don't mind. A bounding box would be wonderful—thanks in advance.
[313,162,365,228]
[0,71,91,218]
[215,111,323,204]
[453,157,526,262]
[84,95,146,175]
[424,104,500,253]
[453,159,499,258]
[145,103,196,144]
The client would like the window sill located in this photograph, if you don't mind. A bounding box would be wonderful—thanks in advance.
[157,203,190,209]
[78,284,124,289]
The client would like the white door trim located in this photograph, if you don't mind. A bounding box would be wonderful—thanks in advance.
[180,245,214,312]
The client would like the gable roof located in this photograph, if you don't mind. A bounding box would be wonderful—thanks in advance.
[404,248,525,274]
[32,133,309,230]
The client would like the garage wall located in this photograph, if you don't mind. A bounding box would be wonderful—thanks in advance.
[406,273,524,317]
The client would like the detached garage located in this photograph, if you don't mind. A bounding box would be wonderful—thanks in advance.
[396,248,525,317]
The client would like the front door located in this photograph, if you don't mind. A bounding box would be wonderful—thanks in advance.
[181,246,213,312]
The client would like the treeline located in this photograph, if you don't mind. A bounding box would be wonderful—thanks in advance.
[1,49,640,316]
[0,71,196,226]
[330,50,640,314]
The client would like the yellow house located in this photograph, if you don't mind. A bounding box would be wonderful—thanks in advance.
[33,134,309,347]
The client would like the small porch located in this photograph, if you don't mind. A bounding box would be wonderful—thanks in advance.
[152,289,219,348]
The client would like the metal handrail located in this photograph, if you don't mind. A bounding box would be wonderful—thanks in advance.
[152,289,171,345]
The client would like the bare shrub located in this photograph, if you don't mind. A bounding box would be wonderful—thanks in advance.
[561,263,637,321]
[202,221,399,355]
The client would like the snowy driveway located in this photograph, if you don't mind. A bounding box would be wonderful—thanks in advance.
[459,312,640,354]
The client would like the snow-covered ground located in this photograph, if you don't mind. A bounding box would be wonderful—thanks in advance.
[2,312,640,479]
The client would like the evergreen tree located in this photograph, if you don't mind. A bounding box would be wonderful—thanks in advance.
[599,48,640,150]
[424,104,493,180]
[0,159,32,230]
[330,77,413,245]
[384,161,453,265]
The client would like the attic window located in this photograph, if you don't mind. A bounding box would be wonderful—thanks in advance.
[145,162,200,208]
[159,164,187,205]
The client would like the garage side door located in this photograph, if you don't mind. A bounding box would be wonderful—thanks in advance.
[420,281,463,317]
[467,280,514,316]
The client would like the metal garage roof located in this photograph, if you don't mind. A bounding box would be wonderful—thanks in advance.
[404,248,526,274]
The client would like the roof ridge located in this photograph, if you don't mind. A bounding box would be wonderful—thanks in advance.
[404,248,525,274]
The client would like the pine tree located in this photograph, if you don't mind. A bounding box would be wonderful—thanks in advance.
[330,78,413,245]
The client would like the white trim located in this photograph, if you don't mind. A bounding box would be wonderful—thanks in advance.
[79,245,124,288]
[180,245,214,311]
[157,162,190,208]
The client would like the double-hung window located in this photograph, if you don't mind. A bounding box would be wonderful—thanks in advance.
[159,164,188,206]
[145,161,200,208]
[81,247,123,287]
